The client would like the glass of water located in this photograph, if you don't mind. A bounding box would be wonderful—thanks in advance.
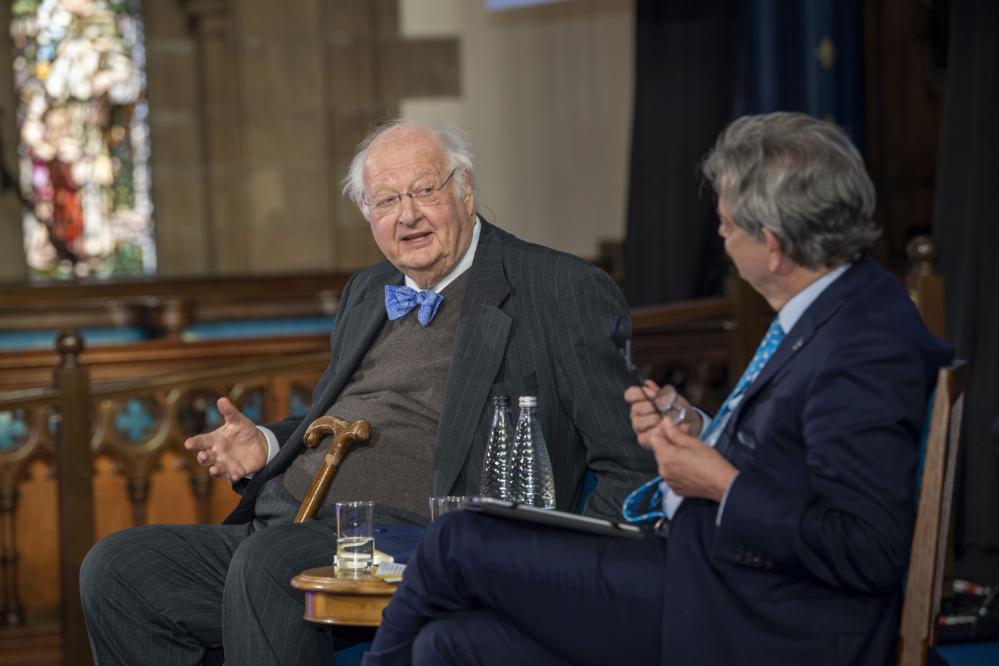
[335,500,375,578]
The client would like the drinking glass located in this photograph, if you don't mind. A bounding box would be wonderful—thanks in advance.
[335,500,374,578]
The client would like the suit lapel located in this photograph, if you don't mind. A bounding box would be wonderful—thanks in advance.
[434,222,512,495]
[720,257,875,444]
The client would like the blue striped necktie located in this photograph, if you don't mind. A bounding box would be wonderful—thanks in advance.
[701,317,785,443]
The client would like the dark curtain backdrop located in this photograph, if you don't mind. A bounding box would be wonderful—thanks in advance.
[933,0,999,577]
[739,0,865,146]
[623,0,865,307]
[622,1,737,307]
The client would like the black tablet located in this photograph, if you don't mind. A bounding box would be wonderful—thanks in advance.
[464,496,649,540]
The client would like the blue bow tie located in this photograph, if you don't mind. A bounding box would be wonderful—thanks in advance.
[384,285,444,326]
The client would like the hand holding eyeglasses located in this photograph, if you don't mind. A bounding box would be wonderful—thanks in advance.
[611,317,700,436]
[624,381,702,449]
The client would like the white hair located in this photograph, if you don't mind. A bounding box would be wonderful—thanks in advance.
[342,119,476,214]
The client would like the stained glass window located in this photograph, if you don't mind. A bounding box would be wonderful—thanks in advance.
[10,0,155,280]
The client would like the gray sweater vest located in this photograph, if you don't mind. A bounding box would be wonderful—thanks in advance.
[282,274,468,521]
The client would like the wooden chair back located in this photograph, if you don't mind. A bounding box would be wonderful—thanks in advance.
[906,235,946,340]
[898,361,968,665]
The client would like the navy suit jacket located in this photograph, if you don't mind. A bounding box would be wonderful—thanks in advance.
[661,255,952,665]
[224,220,655,524]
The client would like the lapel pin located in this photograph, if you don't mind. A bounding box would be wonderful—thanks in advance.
[791,337,804,352]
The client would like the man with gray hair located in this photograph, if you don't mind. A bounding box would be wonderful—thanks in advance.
[80,120,655,665]
[364,112,952,665]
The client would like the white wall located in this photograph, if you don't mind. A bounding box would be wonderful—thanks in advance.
[399,0,635,259]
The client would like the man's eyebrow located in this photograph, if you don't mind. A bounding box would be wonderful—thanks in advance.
[369,171,440,191]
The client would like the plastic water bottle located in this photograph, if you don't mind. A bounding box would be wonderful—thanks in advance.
[510,396,555,508]
[480,395,514,500]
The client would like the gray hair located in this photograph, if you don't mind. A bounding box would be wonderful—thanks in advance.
[342,119,476,213]
[701,112,879,269]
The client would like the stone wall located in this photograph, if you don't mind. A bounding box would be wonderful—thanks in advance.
[0,0,634,281]
[0,1,27,283]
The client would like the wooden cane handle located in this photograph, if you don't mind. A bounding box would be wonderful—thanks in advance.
[294,417,371,523]
[303,415,348,448]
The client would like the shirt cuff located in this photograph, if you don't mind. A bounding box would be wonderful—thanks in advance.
[715,471,740,526]
[693,407,711,438]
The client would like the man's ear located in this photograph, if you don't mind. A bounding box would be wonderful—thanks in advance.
[462,180,475,217]
[761,227,786,273]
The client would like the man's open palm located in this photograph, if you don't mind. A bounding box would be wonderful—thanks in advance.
[183,397,268,482]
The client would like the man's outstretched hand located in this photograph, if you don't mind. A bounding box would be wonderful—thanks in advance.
[183,397,268,482]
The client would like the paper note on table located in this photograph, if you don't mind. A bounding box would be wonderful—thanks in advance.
[374,562,406,583]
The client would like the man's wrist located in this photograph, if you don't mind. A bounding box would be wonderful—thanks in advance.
[246,426,280,479]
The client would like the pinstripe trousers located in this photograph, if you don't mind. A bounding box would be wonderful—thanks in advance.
[80,478,341,665]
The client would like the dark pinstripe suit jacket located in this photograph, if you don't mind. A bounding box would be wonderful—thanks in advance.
[224,219,655,524]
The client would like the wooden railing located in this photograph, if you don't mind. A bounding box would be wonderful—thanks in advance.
[0,272,349,341]
[0,335,329,666]
[905,236,946,340]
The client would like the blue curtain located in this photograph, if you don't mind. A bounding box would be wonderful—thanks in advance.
[739,0,865,147]
[623,0,867,307]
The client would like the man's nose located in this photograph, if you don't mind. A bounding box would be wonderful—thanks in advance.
[397,194,420,224]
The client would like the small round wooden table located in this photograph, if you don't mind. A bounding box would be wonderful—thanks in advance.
[290,566,397,627]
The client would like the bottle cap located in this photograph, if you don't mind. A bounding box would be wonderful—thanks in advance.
[492,395,510,405]
[518,395,537,407]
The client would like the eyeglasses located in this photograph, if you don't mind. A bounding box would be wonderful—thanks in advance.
[364,169,457,217]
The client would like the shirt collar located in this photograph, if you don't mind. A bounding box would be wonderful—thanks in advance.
[403,217,481,293]
[778,261,851,334]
